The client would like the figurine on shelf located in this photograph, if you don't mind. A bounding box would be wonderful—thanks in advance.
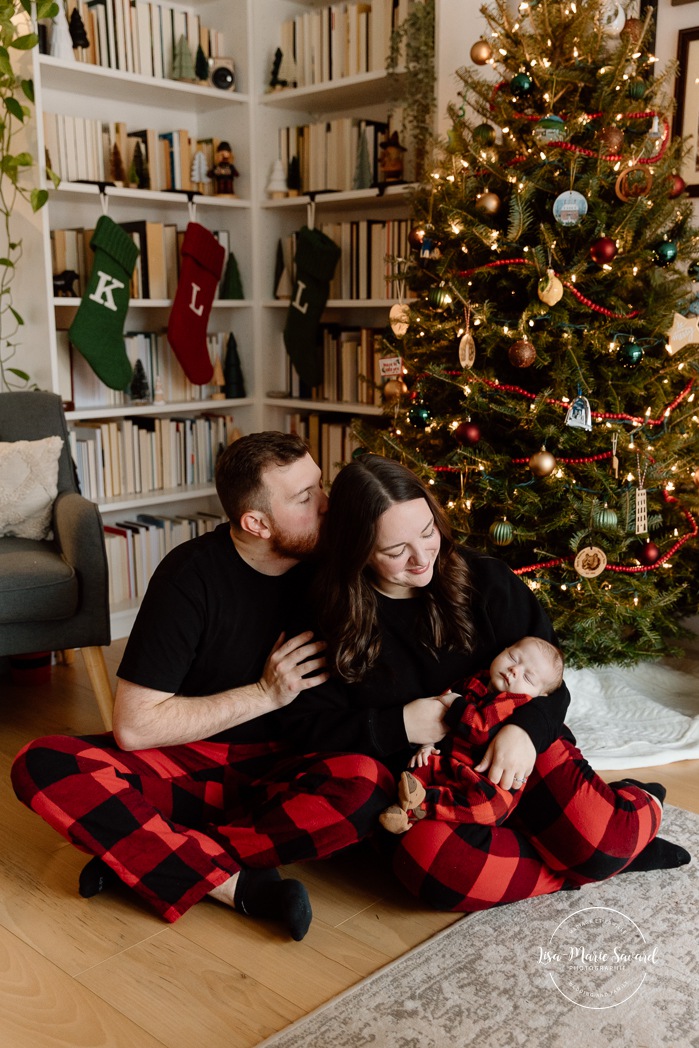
[208,141,239,197]
[378,130,406,184]
[269,48,287,90]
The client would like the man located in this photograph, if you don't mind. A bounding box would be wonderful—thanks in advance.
[12,433,394,940]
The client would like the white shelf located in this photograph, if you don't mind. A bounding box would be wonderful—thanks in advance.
[260,183,415,211]
[260,69,405,113]
[95,483,218,514]
[267,299,394,309]
[66,398,253,421]
[54,298,251,309]
[264,397,384,416]
[50,182,252,208]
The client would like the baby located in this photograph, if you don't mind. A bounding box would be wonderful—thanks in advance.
[379,636,564,834]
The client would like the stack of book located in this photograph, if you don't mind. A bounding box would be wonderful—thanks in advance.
[277,0,410,86]
[67,0,225,80]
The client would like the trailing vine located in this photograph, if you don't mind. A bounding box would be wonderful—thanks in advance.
[387,0,436,182]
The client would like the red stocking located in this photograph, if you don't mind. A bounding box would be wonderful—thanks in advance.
[167,223,225,384]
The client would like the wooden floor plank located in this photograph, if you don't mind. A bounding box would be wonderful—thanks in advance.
[0,924,166,1048]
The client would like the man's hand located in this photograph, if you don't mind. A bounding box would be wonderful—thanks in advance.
[409,744,440,769]
[403,697,449,746]
[473,724,535,791]
[258,631,328,708]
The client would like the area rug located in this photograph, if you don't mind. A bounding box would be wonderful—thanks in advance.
[565,618,699,770]
[258,806,698,1048]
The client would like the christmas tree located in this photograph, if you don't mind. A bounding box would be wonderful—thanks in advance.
[359,0,699,667]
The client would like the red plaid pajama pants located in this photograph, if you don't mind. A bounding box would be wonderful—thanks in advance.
[11,733,394,923]
[411,681,532,826]
[388,735,662,912]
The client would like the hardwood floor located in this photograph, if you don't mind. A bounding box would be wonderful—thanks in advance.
[1,641,697,1048]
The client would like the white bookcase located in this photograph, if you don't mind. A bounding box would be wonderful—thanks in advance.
[16,0,427,635]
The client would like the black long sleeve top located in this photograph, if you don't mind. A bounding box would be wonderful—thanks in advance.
[278,549,570,769]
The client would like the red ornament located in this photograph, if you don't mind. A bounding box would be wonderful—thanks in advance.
[508,339,536,367]
[638,540,660,566]
[454,420,481,445]
[668,173,687,199]
[590,237,617,265]
[408,226,426,250]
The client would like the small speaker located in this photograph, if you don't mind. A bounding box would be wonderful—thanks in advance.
[209,57,235,91]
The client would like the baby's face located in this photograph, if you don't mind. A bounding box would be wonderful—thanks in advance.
[489,638,554,696]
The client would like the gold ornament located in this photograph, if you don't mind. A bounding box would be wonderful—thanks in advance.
[537,269,563,307]
[383,378,408,403]
[574,546,608,579]
[475,191,501,216]
[470,39,493,65]
[529,447,556,477]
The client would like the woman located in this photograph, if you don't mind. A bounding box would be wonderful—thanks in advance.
[281,455,690,912]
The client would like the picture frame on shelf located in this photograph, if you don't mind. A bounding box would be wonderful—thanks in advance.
[674,26,699,195]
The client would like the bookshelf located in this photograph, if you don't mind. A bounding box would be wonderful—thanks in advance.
[19,0,423,635]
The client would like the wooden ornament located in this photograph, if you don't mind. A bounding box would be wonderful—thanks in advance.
[574,546,607,578]
[615,165,652,202]
[458,332,476,368]
[389,302,411,338]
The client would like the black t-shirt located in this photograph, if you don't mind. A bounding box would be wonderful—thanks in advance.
[117,523,313,742]
[278,549,570,766]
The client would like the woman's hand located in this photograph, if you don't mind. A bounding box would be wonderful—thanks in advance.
[403,697,448,746]
[474,724,535,791]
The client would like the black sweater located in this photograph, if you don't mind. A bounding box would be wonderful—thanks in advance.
[279,549,570,767]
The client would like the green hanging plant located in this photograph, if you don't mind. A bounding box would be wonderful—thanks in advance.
[387,0,436,182]
[0,0,59,391]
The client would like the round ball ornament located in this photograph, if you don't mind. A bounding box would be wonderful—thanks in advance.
[489,519,514,546]
[529,447,556,477]
[408,402,432,429]
[475,191,501,216]
[594,504,618,529]
[383,378,408,403]
[553,190,588,226]
[408,226,426,251]
[532,115,567,146]
[454,420,480,446]
[600,1,626,35]
[470,39,493,65]
[620,16,643,44]
[596,126,624,152]
[590,236,618,265]
[510,72,533,98]
[688,261,699,281]
[654,241,678,267]
[508,338,537,368]
[627,76,647,101]
[668,173,687,199]
[428,285,451,309]
[638,539,660,566]
[472,122,497,147]
[619,339,644,367]
[574,546,608,579]
[538,269,563,306]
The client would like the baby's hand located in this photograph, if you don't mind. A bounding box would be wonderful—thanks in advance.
[437,690,460,709]
[409,745,440,769]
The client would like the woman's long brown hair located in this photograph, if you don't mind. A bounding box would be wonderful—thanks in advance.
[314,455,476,682]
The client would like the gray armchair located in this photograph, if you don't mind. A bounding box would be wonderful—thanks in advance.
[0,391,114,727]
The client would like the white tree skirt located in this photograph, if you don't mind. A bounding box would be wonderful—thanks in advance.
[566,617,699,769]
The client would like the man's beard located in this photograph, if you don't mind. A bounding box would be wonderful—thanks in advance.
[267,521,320,561]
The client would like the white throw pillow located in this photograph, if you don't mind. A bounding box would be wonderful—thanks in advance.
[0,436,64,540]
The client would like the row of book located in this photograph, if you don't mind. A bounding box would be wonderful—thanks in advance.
[279,117,390,195]
[52,221,233,302]
[44,112,226,196]
[104,509,226,605]
[282,326,384,405]
[60,330,239,411]
[284,412,362,486]
[276,218,411,302]
[70,411,242,502]
[277,0,409,87]
[63,0,226,82]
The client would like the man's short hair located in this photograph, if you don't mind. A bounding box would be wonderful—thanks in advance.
[215,431,308,528]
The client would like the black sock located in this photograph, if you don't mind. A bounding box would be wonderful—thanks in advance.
[78,856,119,898]
[233,868,312,941]
[620,837,691,874]
[609,778,667,805]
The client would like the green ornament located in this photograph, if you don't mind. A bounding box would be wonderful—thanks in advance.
[352,446,368,459]
[220,251,244,299]
[619,339,644,367]
[627,77,647,100]
[489,519,514,546]
[408,402,432,428]
[428,285,451,309]
[594,504,618,530]
[532,114,566,145]
[510,72,533,97]
[653,241,678,266]
[472,122,497,147]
